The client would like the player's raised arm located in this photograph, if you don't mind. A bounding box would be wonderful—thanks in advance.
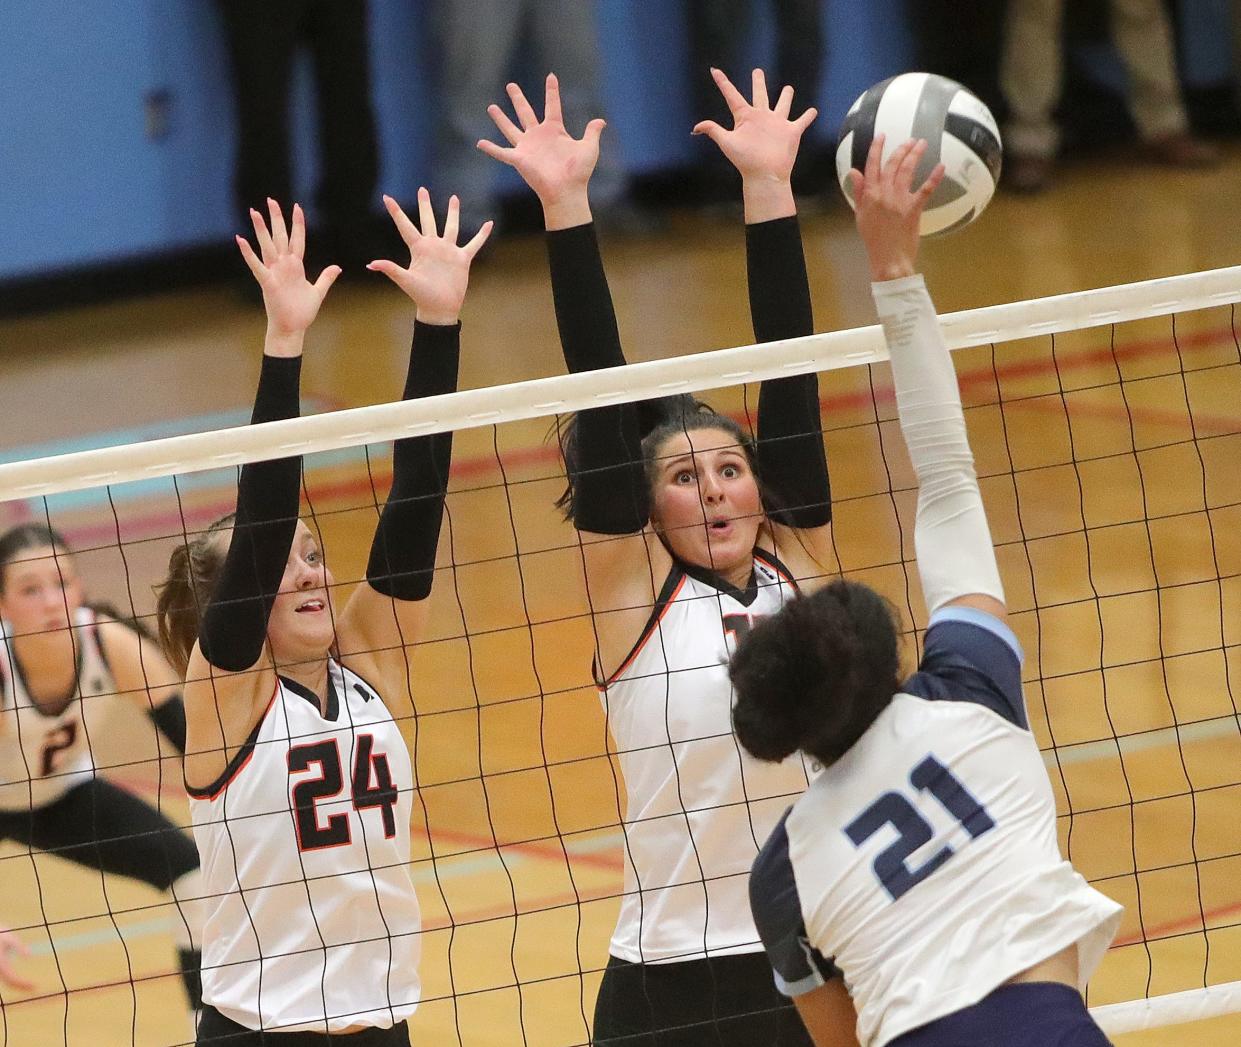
[158,200,338,790]
[339,189,492,695]
[698,67,833,583]
[852,136,1007,623]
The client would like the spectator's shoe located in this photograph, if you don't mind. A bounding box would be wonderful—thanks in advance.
[1004,154,1053,194]
[1145,132,1219,168]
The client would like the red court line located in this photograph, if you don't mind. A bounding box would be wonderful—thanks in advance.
[50,322,1241,549]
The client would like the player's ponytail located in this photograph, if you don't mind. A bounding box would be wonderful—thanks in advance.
[155,515,234,678]
[729,580,901,767]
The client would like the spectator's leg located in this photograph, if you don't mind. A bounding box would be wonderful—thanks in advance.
[305,0,380,249]
[215,0,303,225]
[432,0,526,237]
[773,0,827,195]
[1108,0,1188,140]
[530,0,627,213]
[1000,0,1065,190]
[687,0,752,203]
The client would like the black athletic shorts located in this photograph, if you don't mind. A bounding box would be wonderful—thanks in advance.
[197,1007,410,1045]
[0,777,198,890]
[592,951,813,1046]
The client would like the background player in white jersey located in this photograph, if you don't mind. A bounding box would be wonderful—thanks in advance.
[728,135,1122,1047]
[481,70,833,1044]
[156,193,490,1044]
[0,523,203,1024]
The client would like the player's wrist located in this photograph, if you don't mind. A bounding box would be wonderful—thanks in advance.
[262,328,305,358]
[541,193,593,232]
[743,176,796,224]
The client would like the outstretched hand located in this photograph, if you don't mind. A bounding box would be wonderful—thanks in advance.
[368,189,492,325]
[477,73,604,227]
[0,928,33,991]
[693,68,817,185]
[235,200,341,348]
[849,136,944,282]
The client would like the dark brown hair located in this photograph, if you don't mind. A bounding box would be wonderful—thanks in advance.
[155,515,234,678]
[0,523,71,592]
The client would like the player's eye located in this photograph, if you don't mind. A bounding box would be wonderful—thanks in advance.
[721,463,740,479]
[674,470,694,485]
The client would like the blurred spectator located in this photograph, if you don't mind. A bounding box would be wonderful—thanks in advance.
[906,1,1004,116]
[687,0,826,199]
[215,0,380,266]
[1001,0,1217,193]
[432,0,652,237]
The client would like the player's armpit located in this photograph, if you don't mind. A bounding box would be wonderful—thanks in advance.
[793,978,861,1047]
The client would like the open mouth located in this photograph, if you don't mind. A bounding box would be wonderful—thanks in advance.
[295,598,326,614]
[709,519,732,534]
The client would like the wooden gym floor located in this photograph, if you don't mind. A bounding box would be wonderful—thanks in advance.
[1,149,1240,1045]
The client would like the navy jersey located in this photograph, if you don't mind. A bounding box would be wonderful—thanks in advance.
[749,608,1121,1046]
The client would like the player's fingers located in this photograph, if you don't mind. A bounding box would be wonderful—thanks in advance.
[711,67,747,115]
[463,219,495,259]
[883,138,916,186]
[847,169,865,199]
[444,194,460,244]
[751,68,769,111]
[691,120,726,147]
[916,163,946,204]
[506,81,539,130]
[793,106,819,134]
[313,264,342,298]
[583,118,606,148]
[289,203,307,258]
[774,84,794,118]
[250,208,276,263]
[235,235,266,282]
[544,72,563,125]
[365,259,405,284]
[486,104,523,146]
[267,198,289,253]
[477,138,515,165]
[383,194,420,247]
[416,186,437,238]
[864,133,885,183]
[895,139,928,192]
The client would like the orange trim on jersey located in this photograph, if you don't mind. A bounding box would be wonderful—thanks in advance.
[184,681,279,801]
[754,547,800,593]
[597,573,689,690]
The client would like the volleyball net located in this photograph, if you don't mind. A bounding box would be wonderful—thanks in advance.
[0,265,1239,1045]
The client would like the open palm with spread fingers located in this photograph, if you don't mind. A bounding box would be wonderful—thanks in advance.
[478,73,605,211]
[694,67,818,183]
[235,199,341,342]
[368,188,493,325]
[850,135,945,282]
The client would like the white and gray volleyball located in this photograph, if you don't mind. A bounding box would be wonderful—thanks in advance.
[836,73,1002,236]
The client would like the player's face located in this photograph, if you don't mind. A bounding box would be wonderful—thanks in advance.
[267,522,337,662]
[0,544,84,637]
[650,428,763,582]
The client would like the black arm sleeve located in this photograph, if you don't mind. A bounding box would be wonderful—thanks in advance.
[198,354,302,672]
[365,320,459,601]
[546,223,648,535]
[748,216,832,528]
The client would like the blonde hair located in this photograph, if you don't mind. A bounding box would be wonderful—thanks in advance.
[155,515,233,678]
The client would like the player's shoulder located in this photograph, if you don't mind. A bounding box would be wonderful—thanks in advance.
[902,607,1027,729]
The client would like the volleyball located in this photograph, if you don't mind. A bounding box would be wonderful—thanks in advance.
[836,72,1002,236]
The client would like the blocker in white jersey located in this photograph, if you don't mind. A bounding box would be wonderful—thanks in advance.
[188,660,419,1034]
[748,609,1122,1046]
[0,607,110,811]
[601,549,812,964]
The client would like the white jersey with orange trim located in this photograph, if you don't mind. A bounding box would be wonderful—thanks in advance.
[187,660,419,1034]
[600,548,813,964]
[0,607,111,811]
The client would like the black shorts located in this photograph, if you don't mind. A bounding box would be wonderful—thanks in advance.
[0,777,198,890]
[593,951,813,1046]
[888,982,1112,1047]
[197,1006,410,1045]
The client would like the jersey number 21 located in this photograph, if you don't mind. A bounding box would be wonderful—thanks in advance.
[845,755,995,901]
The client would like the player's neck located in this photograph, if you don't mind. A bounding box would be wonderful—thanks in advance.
[278,658,331,712]
[10,630,79,700]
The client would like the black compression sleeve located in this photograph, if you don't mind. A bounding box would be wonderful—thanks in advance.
[148,695,187,753]
[199,354,302,672]
[365,320,459,601]
[546,223,647,535]
[748,216,832,528]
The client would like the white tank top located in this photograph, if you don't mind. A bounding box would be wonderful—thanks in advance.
[600,549,812,963]
[188,661,419,1033]
[0,607,110,811]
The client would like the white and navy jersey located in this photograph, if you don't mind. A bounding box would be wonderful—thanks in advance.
[0,608,112,812]
[600,549,813,964]
[188,661,419,1034]
[750,608,1123,1046]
